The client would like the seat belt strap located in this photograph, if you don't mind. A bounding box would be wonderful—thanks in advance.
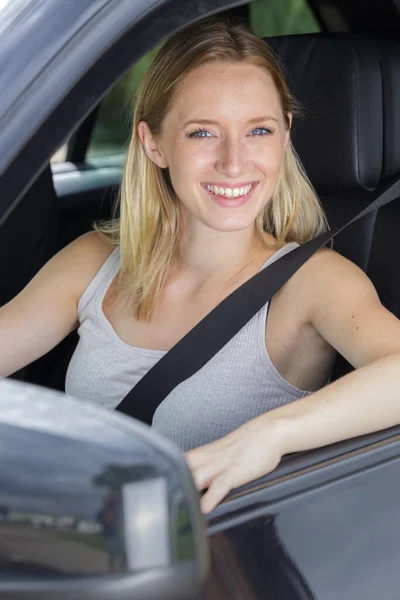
[116,176,400,424]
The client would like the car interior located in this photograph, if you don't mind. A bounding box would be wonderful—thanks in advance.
[4,0,400,394]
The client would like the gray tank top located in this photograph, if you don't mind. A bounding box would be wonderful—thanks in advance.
[65,243,310,451]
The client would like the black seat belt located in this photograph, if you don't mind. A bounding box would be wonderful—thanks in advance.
[116,176,400,425]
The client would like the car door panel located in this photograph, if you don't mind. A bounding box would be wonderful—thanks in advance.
[203,434,400,599]
[274,458,400,599]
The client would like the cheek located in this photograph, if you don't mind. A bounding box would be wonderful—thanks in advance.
[168,144,214,185]
[252,153,282,182]
[258,138,286,174]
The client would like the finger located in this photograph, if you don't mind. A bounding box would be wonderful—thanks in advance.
[200,474,232,514]
[190,460,225,491]
[185,448,211,471]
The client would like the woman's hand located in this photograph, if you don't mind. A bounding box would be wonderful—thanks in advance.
[185,414,287,514]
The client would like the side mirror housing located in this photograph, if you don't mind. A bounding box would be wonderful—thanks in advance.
[0,379,209,600]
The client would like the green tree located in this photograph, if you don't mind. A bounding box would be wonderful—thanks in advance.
[90,45,161,155]
[250,0,320,37]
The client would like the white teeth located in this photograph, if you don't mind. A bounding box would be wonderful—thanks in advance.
[206,184,253,198]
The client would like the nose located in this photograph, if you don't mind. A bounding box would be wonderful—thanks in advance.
[215,136,248,178]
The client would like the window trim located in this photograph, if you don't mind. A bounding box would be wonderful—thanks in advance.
[66,105,100,163]
[206,424,400,528]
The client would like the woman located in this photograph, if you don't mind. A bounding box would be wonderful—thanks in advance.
[1,19,400,513]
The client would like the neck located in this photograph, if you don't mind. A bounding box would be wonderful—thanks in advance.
[175,223,269,285]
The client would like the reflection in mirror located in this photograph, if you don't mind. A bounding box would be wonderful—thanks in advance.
[0,380,199,580]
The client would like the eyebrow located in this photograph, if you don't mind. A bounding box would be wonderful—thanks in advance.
[182,116,279,128]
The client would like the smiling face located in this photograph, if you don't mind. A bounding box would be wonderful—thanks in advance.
[138,60,291,235]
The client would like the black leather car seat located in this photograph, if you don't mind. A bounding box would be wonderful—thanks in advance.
[268,33,400,378]
[363,41,400,335]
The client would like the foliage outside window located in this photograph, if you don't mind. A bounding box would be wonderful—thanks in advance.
[250,0,319,37]
[87,46,160,159]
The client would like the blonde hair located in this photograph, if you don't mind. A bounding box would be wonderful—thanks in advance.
[96,18,328,319]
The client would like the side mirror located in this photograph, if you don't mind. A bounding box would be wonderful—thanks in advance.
[0,379,209,599]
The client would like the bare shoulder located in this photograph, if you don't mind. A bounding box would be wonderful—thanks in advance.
[61,231,115,271]
[0,232,116,377]
[296,246,375,290]
[287,245,380,323]
[17,231,116,309]
[50,231,115,292]
[284,246,400,369]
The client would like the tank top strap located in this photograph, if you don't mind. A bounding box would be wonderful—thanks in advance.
[78,246,121,316]
[259,242,300,272]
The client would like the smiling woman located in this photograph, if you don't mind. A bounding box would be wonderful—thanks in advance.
[60,19,334,430]
[2,17,400,516]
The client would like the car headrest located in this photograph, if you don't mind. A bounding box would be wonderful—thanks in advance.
[266,33,400,194]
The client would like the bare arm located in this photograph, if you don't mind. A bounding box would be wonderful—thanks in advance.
[268,249,400,449]
[0,232,113,377]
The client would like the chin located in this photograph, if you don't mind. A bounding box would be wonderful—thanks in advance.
[205,215,258,233]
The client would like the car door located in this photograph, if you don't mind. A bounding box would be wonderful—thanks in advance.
[202,428,400,599]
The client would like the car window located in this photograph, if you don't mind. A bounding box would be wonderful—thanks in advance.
[81,0,320,161]
[86,46,160,160]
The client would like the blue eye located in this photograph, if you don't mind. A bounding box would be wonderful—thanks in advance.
[187,128,212,138]
[251,127,274,136]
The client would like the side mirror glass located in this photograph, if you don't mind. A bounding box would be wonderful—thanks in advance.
[0,379,209,600]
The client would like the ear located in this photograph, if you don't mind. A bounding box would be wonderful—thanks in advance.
[283,112,292,151]
[137,121,168,168]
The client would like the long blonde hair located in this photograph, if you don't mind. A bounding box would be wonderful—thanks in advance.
[96,18,328,319]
